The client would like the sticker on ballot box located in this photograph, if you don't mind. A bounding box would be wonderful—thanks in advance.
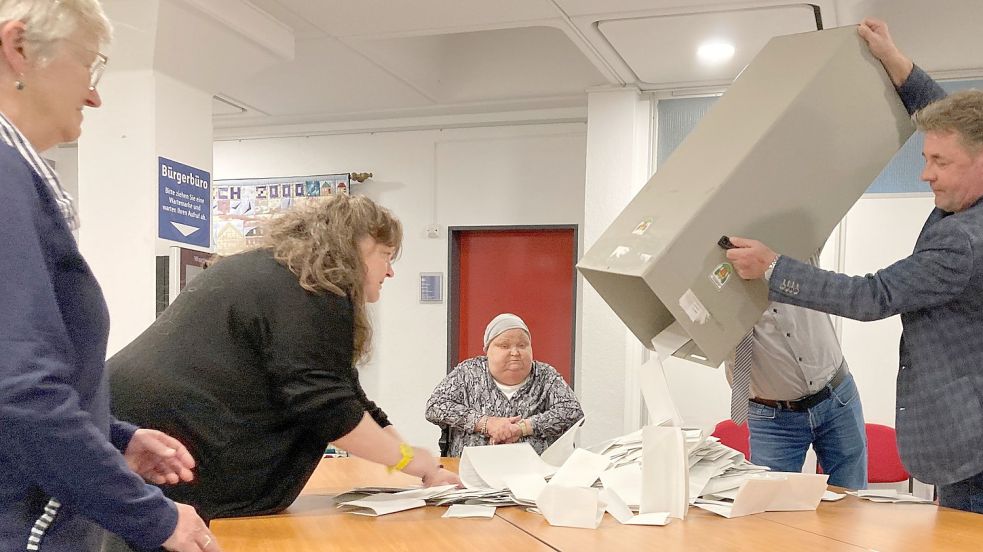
[632,218,653,236]
[709,262,734,290]
[679,289,710,324]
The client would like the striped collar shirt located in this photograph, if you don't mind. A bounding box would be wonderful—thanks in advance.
[0,111,79,230]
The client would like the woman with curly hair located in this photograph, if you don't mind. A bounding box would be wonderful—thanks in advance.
[107,194,460,525]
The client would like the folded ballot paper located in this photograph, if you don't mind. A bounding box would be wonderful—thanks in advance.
[459,443,556,489]
[848,489,934,504]
[694,472,829,518]
[641,426,690,520]
[540,416,586,467]
[336,485,459,516]
[537,486,606,529]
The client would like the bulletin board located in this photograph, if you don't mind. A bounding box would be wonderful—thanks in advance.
[212,174,351,256]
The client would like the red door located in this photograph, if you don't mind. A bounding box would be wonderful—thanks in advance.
[449,226,577,385]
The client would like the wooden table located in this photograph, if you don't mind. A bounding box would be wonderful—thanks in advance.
[212,458,552,551]
[212,457,983,551]
[759,494,983,551]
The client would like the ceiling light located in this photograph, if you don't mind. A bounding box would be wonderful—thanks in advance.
[697,41,735,65]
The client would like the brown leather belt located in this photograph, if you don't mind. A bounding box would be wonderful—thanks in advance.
[750,364,848,412]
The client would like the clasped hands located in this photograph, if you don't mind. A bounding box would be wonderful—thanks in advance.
[483,416,525,445]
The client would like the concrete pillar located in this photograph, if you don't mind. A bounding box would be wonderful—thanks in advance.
[579,86,653,444]
[75,0,293,354]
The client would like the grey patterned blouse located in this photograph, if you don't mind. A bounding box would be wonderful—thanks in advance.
[425,356,584,457]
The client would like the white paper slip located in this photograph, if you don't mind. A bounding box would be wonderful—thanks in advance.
[693,501,742,518]
[548,449,610,488]
[392,485,459,500]
[599,464,642,509]
[583,436,617,455]
[601,489,671,526]
[850,490,934,504]
[856,489,899,498]
[641,426,689,520]
[338,494,426,516]
[822,491,846,501]
[537,486,605,529]
[638,356,683,427]
[442,504,496,518]
[763,473,828,511]
[541,417,586,467]
[695,472,829,518]
[459,443,555,489]
[504,473,547,504]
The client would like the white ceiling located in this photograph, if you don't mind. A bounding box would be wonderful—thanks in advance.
[211,0,983,135]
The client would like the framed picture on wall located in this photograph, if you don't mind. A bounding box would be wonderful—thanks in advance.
[212,173,351,256]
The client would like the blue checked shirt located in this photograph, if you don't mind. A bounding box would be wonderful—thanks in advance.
[0,112,79,230]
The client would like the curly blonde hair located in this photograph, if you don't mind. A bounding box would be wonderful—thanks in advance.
[261,194,402,364]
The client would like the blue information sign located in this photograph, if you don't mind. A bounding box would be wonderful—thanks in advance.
[158,157,211,248]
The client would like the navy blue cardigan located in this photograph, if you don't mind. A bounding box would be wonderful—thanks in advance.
[0,144,176,551]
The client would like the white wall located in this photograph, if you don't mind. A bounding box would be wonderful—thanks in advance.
[78,70,214,356]
[838,194,936,426]
[213,123,587,452]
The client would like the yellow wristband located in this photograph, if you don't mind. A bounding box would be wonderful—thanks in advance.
[388,443,414,473]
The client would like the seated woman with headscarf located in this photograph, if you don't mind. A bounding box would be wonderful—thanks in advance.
[425,313,583,457]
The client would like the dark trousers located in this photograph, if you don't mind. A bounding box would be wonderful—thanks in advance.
[938,469,983,514]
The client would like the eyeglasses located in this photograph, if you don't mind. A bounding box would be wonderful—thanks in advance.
[60,39,108,91]
[88,52,107,91]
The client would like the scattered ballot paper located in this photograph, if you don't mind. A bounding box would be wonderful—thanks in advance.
[459,443,555,489]
[599,464,642,509]
[638,355,683,427]
[548,449,610,488]
[601,489,671,526]
[537,485,606,529]
[442,504,496,518]
[849,489,934,504]
[541,417,586,467]
[503,473,547,504]
[641,426,689,520]
[391,485,460,500]
[337,494,426,516]
[695,472,828,518]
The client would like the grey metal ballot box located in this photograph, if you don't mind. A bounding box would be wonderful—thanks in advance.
[577,26,915,367]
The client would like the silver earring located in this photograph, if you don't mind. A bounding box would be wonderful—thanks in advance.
[14,80,23,90]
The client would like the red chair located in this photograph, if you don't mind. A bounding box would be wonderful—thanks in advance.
[711,420,750,459]
[865,423,912,491]
[817,423,912,491]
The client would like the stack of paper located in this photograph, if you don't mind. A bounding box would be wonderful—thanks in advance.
[586,427,769,511]
[335,485,461,516]
[848,489,934,504]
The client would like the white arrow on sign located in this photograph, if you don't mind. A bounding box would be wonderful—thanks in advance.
[170,221,200,237]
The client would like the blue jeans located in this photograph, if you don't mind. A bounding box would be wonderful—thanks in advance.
[938,469,983,514]
[747,372,868,489]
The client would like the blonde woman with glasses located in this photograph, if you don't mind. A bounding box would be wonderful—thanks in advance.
[0,1,218,551]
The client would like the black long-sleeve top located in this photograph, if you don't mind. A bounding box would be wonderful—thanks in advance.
[109,249,389,520]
